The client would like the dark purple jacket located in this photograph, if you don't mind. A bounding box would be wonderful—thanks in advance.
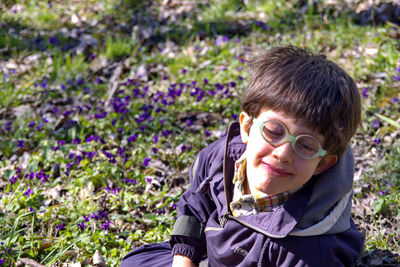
[170,122,363,266]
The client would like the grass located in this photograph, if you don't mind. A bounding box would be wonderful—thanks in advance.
[0,0,399,265]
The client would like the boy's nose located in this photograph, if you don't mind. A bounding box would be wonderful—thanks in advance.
[271,142,293,162]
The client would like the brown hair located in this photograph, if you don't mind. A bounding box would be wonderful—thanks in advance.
[241,46,361,157]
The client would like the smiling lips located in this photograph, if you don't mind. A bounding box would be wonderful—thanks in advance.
[263,162,292,177]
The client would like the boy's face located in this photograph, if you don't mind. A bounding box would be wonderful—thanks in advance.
[239,109,338,196]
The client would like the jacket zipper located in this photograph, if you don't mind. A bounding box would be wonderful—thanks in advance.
[219,211,230,227]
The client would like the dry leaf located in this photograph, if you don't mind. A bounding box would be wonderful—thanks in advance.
[92,250,106,267]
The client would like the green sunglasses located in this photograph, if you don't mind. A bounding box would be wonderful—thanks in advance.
[253,118,327,160]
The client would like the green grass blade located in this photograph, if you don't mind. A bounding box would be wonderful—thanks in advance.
[374,113,400,129]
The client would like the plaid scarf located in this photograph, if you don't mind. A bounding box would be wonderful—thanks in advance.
[230,155,300,217]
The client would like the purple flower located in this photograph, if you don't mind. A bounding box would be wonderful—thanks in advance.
[76,78,85,86]
[393,75,400,82]
[396,67,400,73]
[372,121,380,128]
[86,151,96,159]
[215,35,229,46]
[72,137,81,145]
[391,97,399,104]
[34,170,42,179]
[17,140,24,148]
[85,135,95,142]
[374,138,381,144]
[128,134,137,142]
[181,69,187,74]
[362,88,369,98]
[52,107,59,115]
[83,215,90,221]
[25,172,35,179]
[10,175,18,184]
[205,129,211,137]
[172,203,177,209]
[214,83,223,91]
[145,177,152,183]
[23,187,34,197]
[49,37,58,45]
[36,123,43,131]
[190,87,200,96]
[203,78,209,84]
[40,175,49,184]
[58,140,66,146]
[103,150,115,162]
[152,147,158,154]
[153,135,159,143]
[41,79,48,89]
[186,119,193,126]
[255,20,264,27]
[378,190,387,195]
[112,187,121,194]
[162,129,172,137]
[101,220,111,230]
[96,210,108,219]
[28,121,35,128]
[196,90,205,102]
[232,114,239,120]
[5,121,12,131]
[123,178,137,185]
[95,111,108,119]
[229,81,236,87]
[77,222,86,231]
[57,224,64,230]
[143,157,151,167]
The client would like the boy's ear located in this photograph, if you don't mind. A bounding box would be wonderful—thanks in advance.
[313,155,338,175]
[239,112,251,144]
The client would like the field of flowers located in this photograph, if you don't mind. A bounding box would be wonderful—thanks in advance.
[0,0,399,266]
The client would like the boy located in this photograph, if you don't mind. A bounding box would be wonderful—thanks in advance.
[121,46,363,266]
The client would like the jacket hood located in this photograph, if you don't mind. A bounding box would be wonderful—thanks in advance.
[223,122,354,238]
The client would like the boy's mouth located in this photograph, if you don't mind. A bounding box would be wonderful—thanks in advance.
[263,163,292,177]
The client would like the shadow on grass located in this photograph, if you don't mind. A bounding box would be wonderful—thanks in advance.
[357,248,400,266]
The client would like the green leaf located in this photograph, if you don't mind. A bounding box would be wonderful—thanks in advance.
[372,198,385,215]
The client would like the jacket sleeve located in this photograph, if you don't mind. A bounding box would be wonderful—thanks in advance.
[318,221,364,267]
[169,139,224,265]
[264,222,363,266]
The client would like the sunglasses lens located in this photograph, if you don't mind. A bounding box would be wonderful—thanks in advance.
[262,121,286,143]
[294,136,320,159]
